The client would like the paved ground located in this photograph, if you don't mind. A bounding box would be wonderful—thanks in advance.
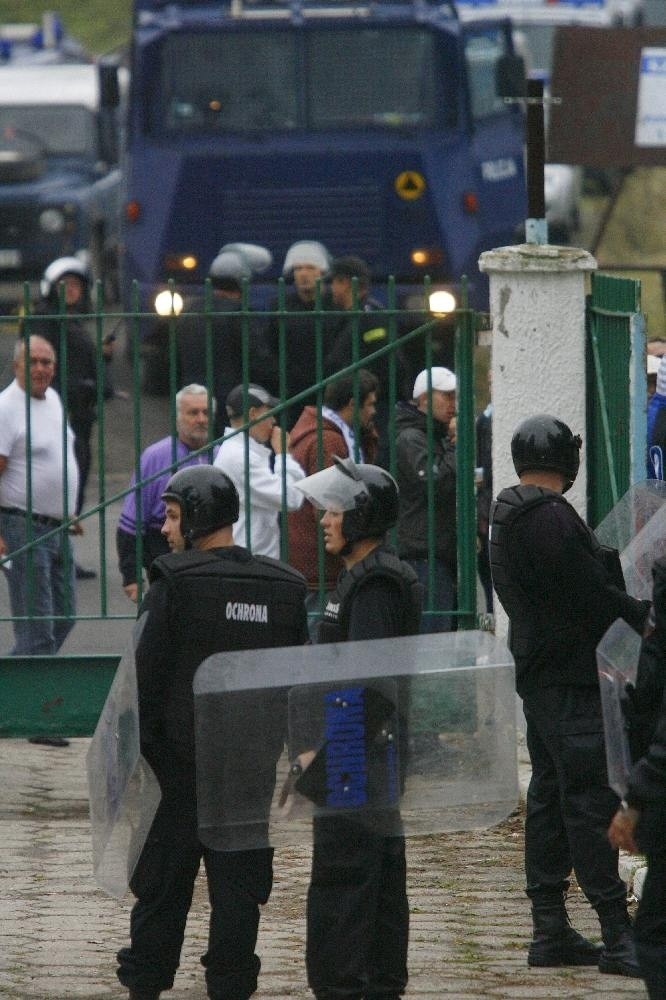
[0,307,652,1000]
[0,736,650,1000]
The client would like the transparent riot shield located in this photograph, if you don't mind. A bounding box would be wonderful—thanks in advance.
[193,630,518,850]
[596,619,639,799]
[86,614,161,899]
[595,479,666,599]
[596,481,666,798]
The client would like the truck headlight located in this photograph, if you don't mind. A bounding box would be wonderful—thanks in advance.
[429,290,457,316]
[39,209,66,234]
[154,289,184,316]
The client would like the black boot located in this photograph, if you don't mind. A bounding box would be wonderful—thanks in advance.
[598,918,642,978]
[528,894,602,968]
[128,992,160,1000]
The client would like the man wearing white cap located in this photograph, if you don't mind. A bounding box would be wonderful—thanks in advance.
[262,240,334,427]
[394,366,457,632]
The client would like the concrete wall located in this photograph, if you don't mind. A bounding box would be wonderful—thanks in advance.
[478,243,597,640]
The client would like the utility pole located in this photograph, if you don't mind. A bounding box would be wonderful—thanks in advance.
[525,78,548,245]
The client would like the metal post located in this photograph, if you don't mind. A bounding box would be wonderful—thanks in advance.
[525,78,548,245]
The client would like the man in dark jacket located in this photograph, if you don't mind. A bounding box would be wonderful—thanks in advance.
[609,555,666,999]
[395,366,457,632]
[294,456,421,1000]
[490,413,650,978]
[261,240,335,428]
[287,369,378,631]
[28,256,99,518]
[173,244,272,435]
[116,465,308,1000]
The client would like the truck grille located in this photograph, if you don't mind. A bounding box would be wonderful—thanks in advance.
[221,184,383,262]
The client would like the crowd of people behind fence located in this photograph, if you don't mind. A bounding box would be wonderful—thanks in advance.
[5,246,666,999]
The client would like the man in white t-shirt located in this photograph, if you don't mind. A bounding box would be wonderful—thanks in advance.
[0,336,80,655]
[214,383,305,559]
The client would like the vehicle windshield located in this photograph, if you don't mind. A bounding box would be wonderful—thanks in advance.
[0,105,97,156]
[151,27,440,134]
[463,27,510,120]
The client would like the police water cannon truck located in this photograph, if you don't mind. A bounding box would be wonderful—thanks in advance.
[122,0,528,344]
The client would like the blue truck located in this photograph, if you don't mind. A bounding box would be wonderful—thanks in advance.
[0,60,126,302]
[121,0,527,332]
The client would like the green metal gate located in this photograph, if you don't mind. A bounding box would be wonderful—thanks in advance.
[586,271,647,528]
[1,284,485,735]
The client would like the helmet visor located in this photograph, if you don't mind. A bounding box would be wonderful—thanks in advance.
[295,464,369,512]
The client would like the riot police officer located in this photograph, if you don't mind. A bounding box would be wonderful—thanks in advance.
[294,456,422,1000]
[490,414,650,978]
[116,465,308,1000]
[609,555,666,998]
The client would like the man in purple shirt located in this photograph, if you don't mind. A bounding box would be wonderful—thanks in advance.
[116,384,215,602]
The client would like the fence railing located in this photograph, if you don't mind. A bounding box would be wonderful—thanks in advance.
[586,271,646,528]
[0,279,484,644]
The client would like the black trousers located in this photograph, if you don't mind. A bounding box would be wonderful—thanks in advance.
[635,852,666,999]
[116,755,273,999]
[306,815,409,1000]
[71,415,94,515]
[522,685,626,909]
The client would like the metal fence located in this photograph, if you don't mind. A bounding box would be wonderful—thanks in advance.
[0,279,483,647]
[586,271,646,528]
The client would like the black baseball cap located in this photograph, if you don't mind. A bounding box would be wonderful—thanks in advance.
[330,256,371,283]
[225,383,279,418]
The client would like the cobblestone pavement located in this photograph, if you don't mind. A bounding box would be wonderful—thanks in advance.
[0,739,649,1000]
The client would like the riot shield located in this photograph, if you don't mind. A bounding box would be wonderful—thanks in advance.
[596,619,639,799]
[86,614,161,899]
[595,479,666,600]
[193,630,518,850]
[596,481,666,798]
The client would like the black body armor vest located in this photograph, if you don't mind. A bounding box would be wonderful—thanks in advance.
[148,547,306,752]
[318,547,422,644]
[489,485,620,679]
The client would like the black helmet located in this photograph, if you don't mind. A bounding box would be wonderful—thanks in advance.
[511,414,582,492]
[295,456,399,546]
[162,466,239,542]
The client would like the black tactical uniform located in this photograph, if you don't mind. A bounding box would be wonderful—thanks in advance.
[622,557,666,998]
[116,468,307,1000]
[308,546,421,1000]
[490,414,649,976]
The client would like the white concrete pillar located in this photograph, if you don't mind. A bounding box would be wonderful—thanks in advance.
[478,243,597,642]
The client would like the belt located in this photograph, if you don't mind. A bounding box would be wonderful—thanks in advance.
[0,507,63,528]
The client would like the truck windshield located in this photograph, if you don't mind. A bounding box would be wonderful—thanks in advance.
[152,26,440,134]
[0,105,97,156]
[463,27,509,121]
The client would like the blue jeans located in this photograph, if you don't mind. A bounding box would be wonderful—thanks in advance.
[1,509,76,655]
[406,558,456,633]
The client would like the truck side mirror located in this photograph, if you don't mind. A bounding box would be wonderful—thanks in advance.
[99,62,120,109]
[496,54,526,99]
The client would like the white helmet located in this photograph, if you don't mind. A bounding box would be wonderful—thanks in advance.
[209,243,273,283]
[40,256,89,300]
[209,250,252,283]
[282,240,330,277]
[219,243,273,275]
